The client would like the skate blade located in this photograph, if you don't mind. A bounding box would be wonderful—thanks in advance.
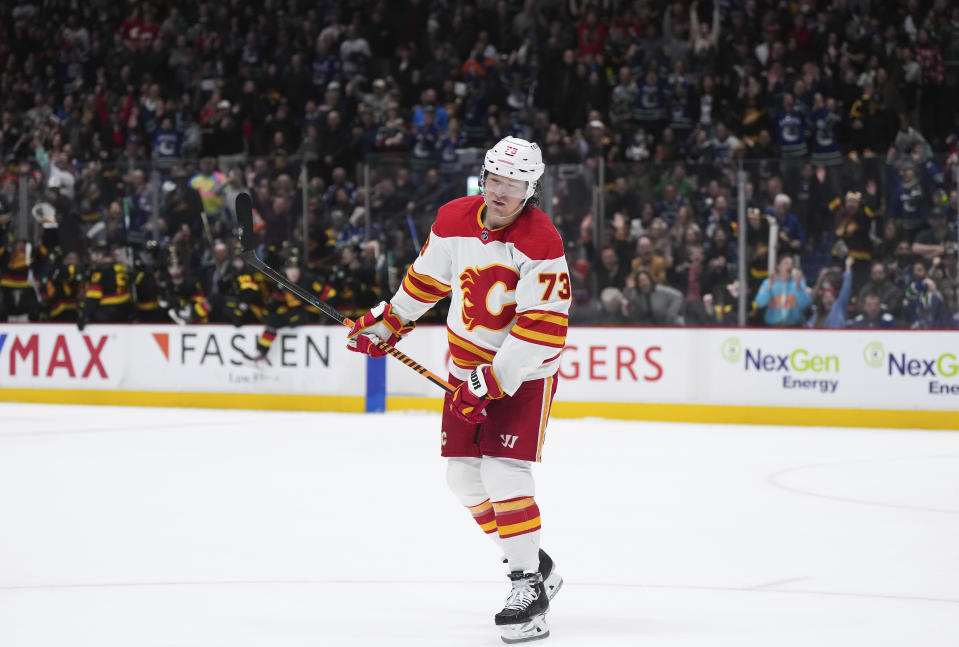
[545,573,563,601]
[500,615,549,644]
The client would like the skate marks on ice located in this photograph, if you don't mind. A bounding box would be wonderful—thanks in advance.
[767,455,959,515]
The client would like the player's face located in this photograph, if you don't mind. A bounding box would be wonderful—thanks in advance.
[483,172,528,227]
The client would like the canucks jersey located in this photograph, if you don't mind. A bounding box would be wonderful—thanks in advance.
[811,108,841,166]
[390,195,570,396]
[776,110,807,158]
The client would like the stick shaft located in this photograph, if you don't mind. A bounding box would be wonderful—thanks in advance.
[239,225,454,395]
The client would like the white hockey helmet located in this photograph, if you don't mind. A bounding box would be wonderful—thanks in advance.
[482,136,545,201]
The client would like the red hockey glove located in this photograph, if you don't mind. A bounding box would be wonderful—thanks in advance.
[346,301,415,358]
[449,365,506,424]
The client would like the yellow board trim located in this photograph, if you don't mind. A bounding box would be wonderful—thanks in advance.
[3,389,955,431]
[0,388,365,412]
[386,397,959,431]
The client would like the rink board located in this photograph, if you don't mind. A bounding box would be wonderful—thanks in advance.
[0,324,956,429]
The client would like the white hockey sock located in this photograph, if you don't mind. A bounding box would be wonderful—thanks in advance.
[493,497,542,573]
[501,528,540,573]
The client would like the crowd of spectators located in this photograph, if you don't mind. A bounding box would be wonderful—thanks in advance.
[1,0,958,331]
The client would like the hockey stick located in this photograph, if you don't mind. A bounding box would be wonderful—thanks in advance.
[234,192,454,394]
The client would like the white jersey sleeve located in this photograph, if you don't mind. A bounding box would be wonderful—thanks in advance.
[491,251,570,396]
[389,230,453,323]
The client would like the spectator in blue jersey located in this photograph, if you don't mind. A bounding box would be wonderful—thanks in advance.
[412,88,449,133]
[776,93,808,196]
[810,94,842,191]
[850,293,898,328]
[410,106,441,182]
[768,193,805,255]
[808,256,853,328]
[152,117,183,167]
[755,255,812,326]
[635,69,667,134]
[886,157,928,242]
[312,35,342,91]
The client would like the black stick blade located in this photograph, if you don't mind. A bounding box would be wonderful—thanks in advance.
[235,192,255,251]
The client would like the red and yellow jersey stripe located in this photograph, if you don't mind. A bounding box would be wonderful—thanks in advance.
[448,327,496,369]
[509,309,568,349]
[402,266,451,304]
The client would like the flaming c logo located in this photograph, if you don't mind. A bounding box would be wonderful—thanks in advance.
[460,264,519,331]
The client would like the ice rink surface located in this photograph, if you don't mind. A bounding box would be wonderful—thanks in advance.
[1,403,958,647]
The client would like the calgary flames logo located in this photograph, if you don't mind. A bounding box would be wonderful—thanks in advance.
[460,264,519,331]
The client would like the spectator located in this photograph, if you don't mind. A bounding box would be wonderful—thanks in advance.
[190,157,226,220]
[834,190,877,291]
[631,234,668,286]
[849,292,898,329]
[886,156,927,242]
[769,193,805,255]
[904,261,951,328]
[912,208,956,260]
[808,256,853,328]
[857,261,905,319]
[755,255,812,326]
[623,269,684,325]
[47,152,76,199]
[593,246,628,293]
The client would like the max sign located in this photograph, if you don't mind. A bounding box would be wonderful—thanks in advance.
[0,333,109,378]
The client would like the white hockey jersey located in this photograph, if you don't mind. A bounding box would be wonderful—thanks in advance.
[390,195,570,396]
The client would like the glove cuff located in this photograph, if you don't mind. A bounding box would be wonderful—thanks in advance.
[380,302,415,338]
[468,365,505,400]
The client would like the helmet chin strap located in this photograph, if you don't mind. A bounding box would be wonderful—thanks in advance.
[483,196,526,225]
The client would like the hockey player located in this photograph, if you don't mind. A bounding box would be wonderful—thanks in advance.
[78,242,132,329]
[0,236,45,322]
[347,137,568,643]
[161,253,212,325]
[44,251,82,322]
[253,252,335,358]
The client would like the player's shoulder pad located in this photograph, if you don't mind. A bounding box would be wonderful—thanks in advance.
[504,205,565,261]
[432,195,485,238]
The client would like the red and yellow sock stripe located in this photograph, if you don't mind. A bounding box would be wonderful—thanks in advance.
[258,330,276,351]
[492,497,541,538]
[468,499,498,534]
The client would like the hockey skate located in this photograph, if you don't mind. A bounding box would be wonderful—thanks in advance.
[503,549,563,601]
[495,571,550,644]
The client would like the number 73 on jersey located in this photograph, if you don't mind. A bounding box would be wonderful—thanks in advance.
[538,272,571,301]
